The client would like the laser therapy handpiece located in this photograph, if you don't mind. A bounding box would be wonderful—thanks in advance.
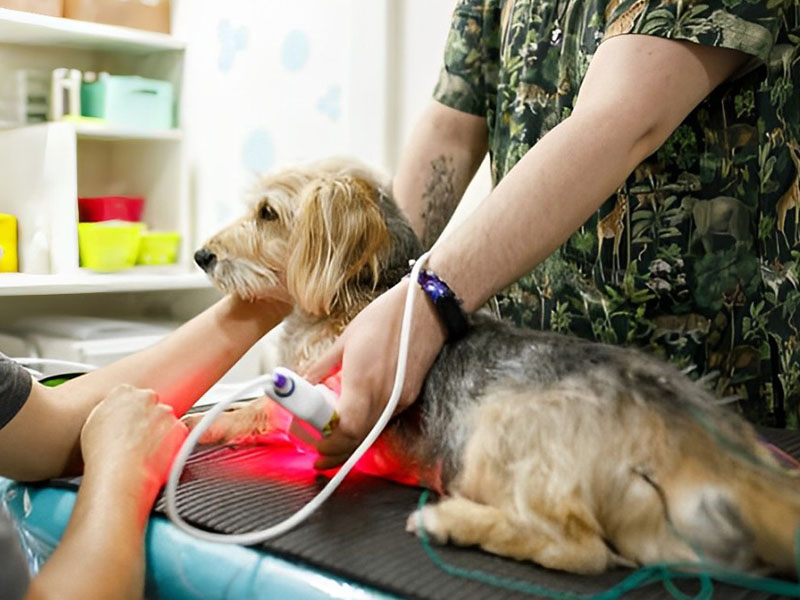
[268,367,339,437]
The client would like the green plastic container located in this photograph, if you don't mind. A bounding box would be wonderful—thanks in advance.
[136,231,181,265]
[78,221,144,272]
[81,75,174,130]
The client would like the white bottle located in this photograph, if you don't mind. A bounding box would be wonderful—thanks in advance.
[23,216,51,274]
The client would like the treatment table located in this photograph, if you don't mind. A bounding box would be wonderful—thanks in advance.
[4,427,800,600]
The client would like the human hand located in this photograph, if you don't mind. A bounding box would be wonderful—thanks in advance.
[80,384,188,499]
[305,279,447,469]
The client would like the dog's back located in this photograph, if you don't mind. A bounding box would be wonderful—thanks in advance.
[390,314,800,574]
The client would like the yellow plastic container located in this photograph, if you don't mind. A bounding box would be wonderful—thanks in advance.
[0,214,18,272]
[78,221,144,271]
[136,231,180,265]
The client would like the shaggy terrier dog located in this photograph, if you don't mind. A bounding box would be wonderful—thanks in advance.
[190,157,800,575]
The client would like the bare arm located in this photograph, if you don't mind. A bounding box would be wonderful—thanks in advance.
[428,36,748,311]
[0,295,290,481]
[312,35,750,463]
[393,101,488,248]
[24,386,187,600]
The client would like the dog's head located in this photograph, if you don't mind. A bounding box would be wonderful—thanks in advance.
[195,157,422,317]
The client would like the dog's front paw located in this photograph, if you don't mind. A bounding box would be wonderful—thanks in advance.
[406,506,448,544]
[182,398,275,445]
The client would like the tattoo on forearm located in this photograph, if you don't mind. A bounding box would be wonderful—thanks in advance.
[421,155,459,249]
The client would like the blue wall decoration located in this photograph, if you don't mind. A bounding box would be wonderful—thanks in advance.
[316,84,341,121]
[242,129,276,173]
[281,29,310,72]
[218,19,249,73]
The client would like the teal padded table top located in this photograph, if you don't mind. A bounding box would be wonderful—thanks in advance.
[4,426,800,600]
[1,477,398,600]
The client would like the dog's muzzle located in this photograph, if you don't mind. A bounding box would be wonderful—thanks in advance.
[194,248,217,272]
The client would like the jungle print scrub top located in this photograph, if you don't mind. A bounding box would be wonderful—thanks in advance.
[434,0,800,427]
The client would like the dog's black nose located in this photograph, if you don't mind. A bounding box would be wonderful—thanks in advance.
[194,248,217,272]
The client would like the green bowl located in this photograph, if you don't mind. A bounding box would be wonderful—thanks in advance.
[136,231,180,265]
[78,221,144,272]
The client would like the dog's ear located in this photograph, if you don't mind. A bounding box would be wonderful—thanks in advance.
[287,176,390,315]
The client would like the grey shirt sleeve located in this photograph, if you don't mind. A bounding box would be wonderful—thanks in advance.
[0,509,29,599]
[0,353,32,597]
[0,354,32,430]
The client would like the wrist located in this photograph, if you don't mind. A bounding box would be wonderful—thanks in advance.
[408,260,469,342]
[83,458,161,509]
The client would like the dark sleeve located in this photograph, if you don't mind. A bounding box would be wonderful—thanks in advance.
[0,355,32,430]
[0,510,29,599]
[604,0,782,64]
[433,0,487,116]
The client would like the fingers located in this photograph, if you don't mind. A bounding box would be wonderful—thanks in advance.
[315,427,360,460]
[108,383,159,404]
[314,451,351,470]
[303,336,344,382]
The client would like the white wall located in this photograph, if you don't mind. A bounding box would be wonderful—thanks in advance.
[174,0,490,247]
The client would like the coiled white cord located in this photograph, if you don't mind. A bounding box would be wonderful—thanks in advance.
[11,357,98,379]
[164,250,433,544]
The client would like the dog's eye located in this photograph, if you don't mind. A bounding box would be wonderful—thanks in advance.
[259,204,278,221]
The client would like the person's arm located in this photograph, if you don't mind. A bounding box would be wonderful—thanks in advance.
[24,385,187,600]
[428,35,748,311]
[0,295,290,481]
[393,101,488,248]
[308,34,749,467]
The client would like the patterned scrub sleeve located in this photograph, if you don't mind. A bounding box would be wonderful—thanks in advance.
[603,0,782,63]
[433,0,488,116]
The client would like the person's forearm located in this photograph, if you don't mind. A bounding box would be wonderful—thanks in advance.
[393,102,488,248]
[60,295,288,415]
[45,295,288,477]
[426,107,658,313]
[24,469,154,600]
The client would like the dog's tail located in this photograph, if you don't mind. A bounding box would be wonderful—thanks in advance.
[666,432,800,575]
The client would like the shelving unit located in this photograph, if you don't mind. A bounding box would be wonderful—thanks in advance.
[0,270,209,296]
[0,7,184,52]
[75,124,183,141]
[0,7,194,296]
[0,3,233,357]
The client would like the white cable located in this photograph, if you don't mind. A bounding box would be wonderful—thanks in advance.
[10,357,98,372]
[165,250,433,544]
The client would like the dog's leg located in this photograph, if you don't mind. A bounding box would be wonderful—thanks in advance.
[406,495,615,574]
[182,397,289,444]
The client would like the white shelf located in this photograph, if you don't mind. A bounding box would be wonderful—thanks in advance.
[0,123,183,141]
[0,270,211,296]
[75,124,182,141]
[0,7,184,53]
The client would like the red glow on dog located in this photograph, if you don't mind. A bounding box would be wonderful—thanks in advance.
[180,368,442,492]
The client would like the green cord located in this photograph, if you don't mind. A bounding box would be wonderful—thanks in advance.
[415,490,800,599]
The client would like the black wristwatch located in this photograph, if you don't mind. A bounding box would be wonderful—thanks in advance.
[416,268,469,342]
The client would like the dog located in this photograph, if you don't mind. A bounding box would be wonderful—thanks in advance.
[191,156,800,576]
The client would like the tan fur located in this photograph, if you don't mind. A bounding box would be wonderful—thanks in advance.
[286,176,390,318]
[190,157,800,576]
[195,157,391,371]
[407,379,800,573]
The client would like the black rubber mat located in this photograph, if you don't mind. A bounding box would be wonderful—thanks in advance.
[149,427,800,600]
